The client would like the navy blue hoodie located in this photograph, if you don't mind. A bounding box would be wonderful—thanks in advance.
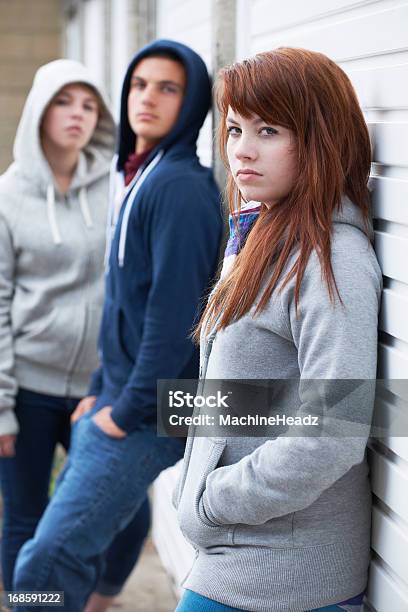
[89,40,223,432]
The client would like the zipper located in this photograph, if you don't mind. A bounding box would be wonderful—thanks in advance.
[65,189,94,394]
[176,325,219,505]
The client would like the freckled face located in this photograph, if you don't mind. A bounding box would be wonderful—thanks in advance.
[226,107,298,206]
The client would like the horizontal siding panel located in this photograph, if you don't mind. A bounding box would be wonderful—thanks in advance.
[369,449,408,522]
[157,0,211,32]
[152,504,193,588]
[378,343,408,378]
[371,176,408,225]
[374,230,408,284]
[152,464,195,593]
[368,123,408,167]
[152,527,192,592]
[251,3,408,61]
[156,0,212,65]
[378,379,408,404]
[156,0,212,167]
[349,63,408,109]
[380,288,408,343]
[367,558,408,612]
[372,393,408,459]
[374,435,408,464]
[371,504,408,584]
[252,0,378,35]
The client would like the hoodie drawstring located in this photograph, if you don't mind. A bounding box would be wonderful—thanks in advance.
[79,187,93,228]
[118,150,164,267]
[47,184,93,245]
[104,155,123,268]
[46,184,62,245]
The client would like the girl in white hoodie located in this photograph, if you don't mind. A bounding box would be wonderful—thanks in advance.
[0,59,116,591]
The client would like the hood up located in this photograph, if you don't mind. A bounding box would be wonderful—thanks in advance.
[13,58,116,192]
[117,38,212,171]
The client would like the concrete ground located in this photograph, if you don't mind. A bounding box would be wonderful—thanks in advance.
[107,538,178,612]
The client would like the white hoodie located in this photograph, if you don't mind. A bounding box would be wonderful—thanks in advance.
[0,59,116,435]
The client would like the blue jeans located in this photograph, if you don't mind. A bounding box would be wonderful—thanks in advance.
[13,406,184,611]
[175,590,362,611]
[0,389,75,591]
[0,389,150,597]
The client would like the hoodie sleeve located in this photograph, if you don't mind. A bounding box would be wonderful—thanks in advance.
[0,213,19,436]
[110,177,222,433]
[201,244,382,526]
[88,364,103,397]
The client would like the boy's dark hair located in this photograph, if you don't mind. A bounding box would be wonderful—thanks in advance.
[141,49,184,67]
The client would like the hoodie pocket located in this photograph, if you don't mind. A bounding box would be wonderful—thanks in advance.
[72,303,102,374]
[15,306,81,370]
[177,437,233,549]
[231,514,295,548]
[100,297,133,372]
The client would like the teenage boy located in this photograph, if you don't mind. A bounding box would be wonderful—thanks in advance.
[14,39,222,611]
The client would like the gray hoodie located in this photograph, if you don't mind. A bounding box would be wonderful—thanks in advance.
[175,198,382,611]
[0,59,115,435]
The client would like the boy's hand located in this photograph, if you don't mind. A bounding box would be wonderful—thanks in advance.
[93,406,127,439]
[71,395,97,424]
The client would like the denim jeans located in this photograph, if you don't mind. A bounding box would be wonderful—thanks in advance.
[13,406,184,611]
[0,389,151,597]
[175,590,363,611]
[0,389,76,591]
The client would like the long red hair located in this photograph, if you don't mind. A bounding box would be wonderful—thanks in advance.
[195,47,371,340]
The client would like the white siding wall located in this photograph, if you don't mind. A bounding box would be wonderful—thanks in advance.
[155,0,213,167]
[82,0,106,86]
[237,1,408,610]
[65,1,111,105]
[64,7,83,62]
[110,0,130,118]
[152,463,194,597]
[152,0,215,593]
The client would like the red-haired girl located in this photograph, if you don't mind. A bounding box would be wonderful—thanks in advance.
[175,48,381,612]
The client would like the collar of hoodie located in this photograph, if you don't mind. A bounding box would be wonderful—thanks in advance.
[46,184,93,245]
[104,150,164,269]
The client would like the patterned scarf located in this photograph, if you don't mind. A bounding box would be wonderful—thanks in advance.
[220,202,261,279]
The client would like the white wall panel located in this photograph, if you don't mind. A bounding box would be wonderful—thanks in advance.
[371,176,408,225]
[372,504,408,585]
[369,449,408,522]
[349,63,408,110]
[82,0,105,85]
[152,1,214,594]
[375,231,408,284]
[152,462,195,597]
[368,123,408,167]
[372,394,408,460]
[251,0,380,36]
[250,2,408,61]
[156,0,213,166]
[368,559,408,612]
[380,288,408,343]
[378,343,408,378]
[238,1,408,609]
[110,0,129,118]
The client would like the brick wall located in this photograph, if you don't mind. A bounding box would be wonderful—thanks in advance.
[0,0,63,172]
